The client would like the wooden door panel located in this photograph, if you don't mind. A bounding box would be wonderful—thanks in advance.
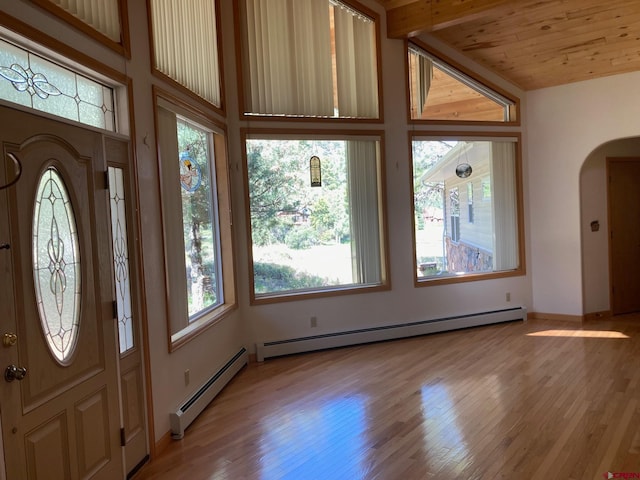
[25,414,71,480]
[122,366,144,439]
[121,364,147,468]
[75,388,111,478]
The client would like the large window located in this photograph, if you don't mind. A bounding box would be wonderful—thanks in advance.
[238,0,380,119]
[411,135,524,284]
[156,93,235,347]
[408,41,518,124]
[244,132,388,302]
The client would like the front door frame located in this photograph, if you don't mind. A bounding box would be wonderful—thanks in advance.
[0,103,151,479]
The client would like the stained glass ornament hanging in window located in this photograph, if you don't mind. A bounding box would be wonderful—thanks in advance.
[179,151,202,192]
[310,155,321,187]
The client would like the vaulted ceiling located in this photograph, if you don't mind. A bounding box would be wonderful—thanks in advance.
[377,0,640,90]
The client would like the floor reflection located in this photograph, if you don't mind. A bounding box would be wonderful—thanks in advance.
[135,317,640,480]
[420,383,471,475]
[258,395,367,480]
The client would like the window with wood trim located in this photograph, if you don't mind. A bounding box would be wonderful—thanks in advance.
[408,43,517,123]
[412,135,524,284]
[0,35,120,132]
[244,132,388,303]
[238,0,380,119]
[30,0,129,55]
[149,0,222,109]
[155,94,235,348]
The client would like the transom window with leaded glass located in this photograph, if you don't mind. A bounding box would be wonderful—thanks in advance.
[0,37,116,131]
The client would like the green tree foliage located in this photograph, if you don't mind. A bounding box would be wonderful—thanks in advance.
[247,139,348,247]
[247,140,305,246]
[247,138,354,291]
[253,262,328,293]
[412,140,456,228]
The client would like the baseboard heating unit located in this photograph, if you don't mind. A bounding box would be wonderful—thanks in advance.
[256,307,526,362]
[170,347,248,439]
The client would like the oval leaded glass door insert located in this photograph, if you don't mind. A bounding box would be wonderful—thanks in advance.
[32,166,81,364]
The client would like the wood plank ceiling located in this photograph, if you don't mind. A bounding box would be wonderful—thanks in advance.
[378,0,640,90]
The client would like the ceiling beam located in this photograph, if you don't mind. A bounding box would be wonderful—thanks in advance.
[386,0,516,38]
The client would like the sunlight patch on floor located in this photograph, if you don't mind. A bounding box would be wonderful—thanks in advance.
[526,329,629,339]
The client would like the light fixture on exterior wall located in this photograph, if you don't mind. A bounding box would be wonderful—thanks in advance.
[455,163,472,178]
[310,155,322,187]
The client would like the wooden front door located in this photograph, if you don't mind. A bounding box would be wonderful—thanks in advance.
[608,158,640,315]
[0,106,123,479]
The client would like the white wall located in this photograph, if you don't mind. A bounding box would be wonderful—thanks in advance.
[527,72,640,316]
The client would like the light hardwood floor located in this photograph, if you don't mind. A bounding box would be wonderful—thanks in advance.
[134,317,640,480]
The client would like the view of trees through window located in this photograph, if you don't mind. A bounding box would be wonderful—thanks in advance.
[177,118,220,317]
[412,140,454,276]
[247,138,383,296]
[412,138,520,280]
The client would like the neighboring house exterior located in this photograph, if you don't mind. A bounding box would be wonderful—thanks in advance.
[419,141,517,275]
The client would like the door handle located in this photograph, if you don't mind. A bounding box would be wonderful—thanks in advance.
[5,365,27,382]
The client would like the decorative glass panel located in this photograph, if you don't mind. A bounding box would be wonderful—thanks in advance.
[108,167,134,354]
[0,37,116,131]
[32,167,81,364]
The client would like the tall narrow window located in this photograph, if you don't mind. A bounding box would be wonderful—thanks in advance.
[245,133,388,302]
[156,95,235,347]
[149,0,222,108]
[408,43,517,123]
[239,0,379,119]
[108,166,134,354]
[176,118,222,318]
[412,136,523,284]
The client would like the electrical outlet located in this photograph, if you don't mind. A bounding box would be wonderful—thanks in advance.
[184,369,190,386]
[310,316,318,328]
[506,292,511,302]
